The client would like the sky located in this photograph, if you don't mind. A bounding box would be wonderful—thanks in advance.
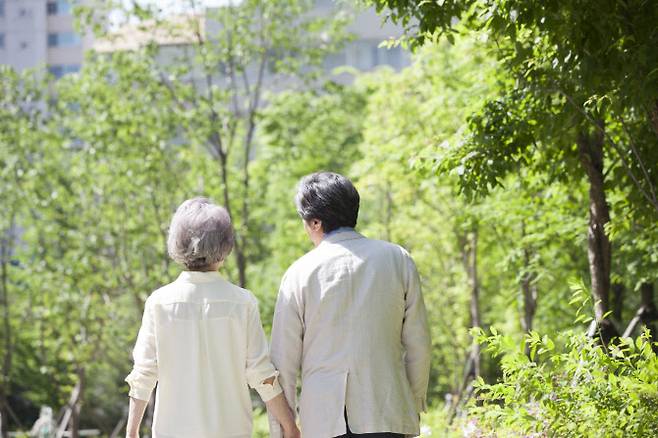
[109,0,238,29]
[122,0,236,12]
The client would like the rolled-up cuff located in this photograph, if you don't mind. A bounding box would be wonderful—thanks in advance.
[125,372,156,402]
[416,396,427,413]
[128,384,154,402]
[256,374,283,402]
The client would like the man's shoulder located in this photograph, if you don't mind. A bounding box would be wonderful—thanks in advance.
[282,247,325,285]
[366,236,409,252]
[357,236,413,264]
[283,236,411,281]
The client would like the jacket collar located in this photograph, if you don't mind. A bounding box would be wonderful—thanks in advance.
[177,270,222,283]
[321,229,365,245]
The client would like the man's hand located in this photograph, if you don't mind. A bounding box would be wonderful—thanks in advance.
[283,423,301,438]
[266,391,298,438]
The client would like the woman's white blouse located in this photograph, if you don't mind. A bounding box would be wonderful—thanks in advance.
[125,270,282,438]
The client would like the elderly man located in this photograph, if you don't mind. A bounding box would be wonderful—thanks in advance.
[269,172,432,438]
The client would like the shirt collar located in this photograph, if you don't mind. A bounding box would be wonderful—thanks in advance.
[323,226,355,239]
[321,228,364,245]
[177,270,222,283]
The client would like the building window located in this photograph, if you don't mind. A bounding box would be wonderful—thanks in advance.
[383,46,403,69]
[348,41,377,71]
[0,1,5,18]
[48,64,80,79]
[47,1,71,16]
[0,34,4,50]
[371,44,381,67]
[18,7,32,18]
[47,32,81,47]
[324,51,347,71]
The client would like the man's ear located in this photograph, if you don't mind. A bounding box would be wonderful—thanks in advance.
[311,219,322,231]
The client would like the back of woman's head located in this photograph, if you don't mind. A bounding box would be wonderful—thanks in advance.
[167,197,234,271]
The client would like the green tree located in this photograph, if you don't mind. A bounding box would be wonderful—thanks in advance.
[0,67,47,438]
[251,82,366,318]
[84,0,349,288]
[2,1,351,435]
[370,0,658,343]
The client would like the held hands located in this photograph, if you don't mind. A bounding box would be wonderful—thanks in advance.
[282,423,301,438]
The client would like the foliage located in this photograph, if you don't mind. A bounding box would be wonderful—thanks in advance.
[1,52,193,430]
[2,1,658,435]
[371,0,658,247]
[349,37,598,396]
[350,38,496,395]
[371,0,658,350]
[250,82,367,318]
[470,327,658,437]
[1,0,351,432]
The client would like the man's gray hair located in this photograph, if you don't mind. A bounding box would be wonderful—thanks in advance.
[167,197,234,271]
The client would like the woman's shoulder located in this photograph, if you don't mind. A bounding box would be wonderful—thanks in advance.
[144,278,259,312]
[217,280,259,306]
[143,281,180,305]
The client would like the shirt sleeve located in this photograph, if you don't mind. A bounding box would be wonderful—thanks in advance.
[125,297,159,401]
[268,272,304,438]
[401,250,432,413]
[245,296,283,402]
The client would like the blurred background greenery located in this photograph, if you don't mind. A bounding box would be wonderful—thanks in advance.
[1,0,657,437]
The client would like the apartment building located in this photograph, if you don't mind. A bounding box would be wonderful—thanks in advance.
[0,0,92,77]
[94,1,411,78]
[316,0,410,73]
[0,0,409,80]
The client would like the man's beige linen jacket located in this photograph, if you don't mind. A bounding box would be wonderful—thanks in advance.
[269,230,431,438]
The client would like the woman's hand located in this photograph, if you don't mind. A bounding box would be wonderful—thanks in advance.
[125,397,149,438]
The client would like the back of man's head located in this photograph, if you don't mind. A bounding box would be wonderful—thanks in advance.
[295,172,360,233]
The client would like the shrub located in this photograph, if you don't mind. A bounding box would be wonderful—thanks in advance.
[468,328,658,437]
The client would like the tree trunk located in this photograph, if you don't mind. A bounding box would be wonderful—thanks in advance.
[639,282,658,341]
[650,99,658,139]
[217,153,248,288]
[520,223,537,337]
[0,395,7,438]
[449,228,481,423]
[235,250,247,289]
[520,275,538,333]
[521,254,538,357]
[577,123,618,344]
[69,367,85,438]
[622,282,658,342]
[461,229,481,377]
[612,282,625,323]
[56,372,83,438]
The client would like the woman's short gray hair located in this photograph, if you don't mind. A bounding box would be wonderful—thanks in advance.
[167,197,234,271]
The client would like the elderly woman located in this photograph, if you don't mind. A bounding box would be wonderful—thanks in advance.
[125,197,299,438]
